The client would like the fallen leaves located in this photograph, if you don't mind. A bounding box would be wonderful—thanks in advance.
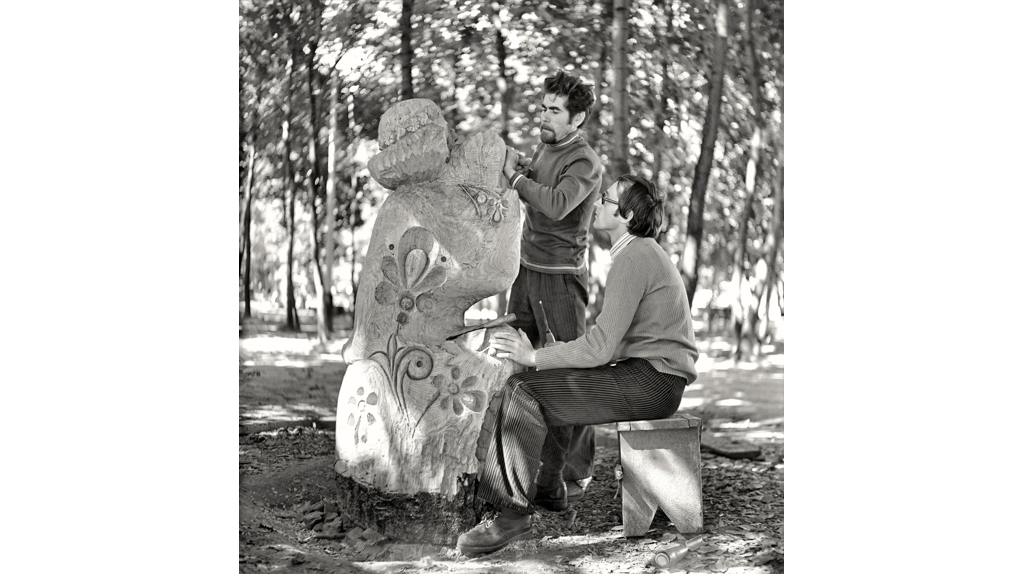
[239,423,784,573]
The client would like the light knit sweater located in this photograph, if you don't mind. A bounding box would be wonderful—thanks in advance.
[535,234,699,383]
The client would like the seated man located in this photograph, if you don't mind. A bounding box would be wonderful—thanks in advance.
[457,175,700,556]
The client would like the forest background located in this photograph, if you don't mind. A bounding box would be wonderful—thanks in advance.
[238,0,784,355]
[9,1,1023,573]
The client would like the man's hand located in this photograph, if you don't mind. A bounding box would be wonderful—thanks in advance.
[490,328,537,367]
[503,146,521,180]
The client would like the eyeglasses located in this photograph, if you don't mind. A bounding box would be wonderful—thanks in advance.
[601,195,618,206]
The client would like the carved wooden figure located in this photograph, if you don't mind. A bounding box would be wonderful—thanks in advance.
[335,99,524,543]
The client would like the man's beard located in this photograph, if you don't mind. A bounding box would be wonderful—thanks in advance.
[540,128,556,144]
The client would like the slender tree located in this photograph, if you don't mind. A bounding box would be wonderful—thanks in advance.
[681,0,728,305]
[282,46,301,331]
[729,186,756,360]
[491,1,512,141]
[757,84,783,345]
[400,0,415,100]
[650,1,674,191]
[304,0,330,344]
[609,0,631,179]
[732,0,767,360]
[241,131,257,319]
[324,65,339,332]
[491,0,512,314]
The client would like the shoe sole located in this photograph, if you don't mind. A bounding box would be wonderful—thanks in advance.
[457,529,533,556]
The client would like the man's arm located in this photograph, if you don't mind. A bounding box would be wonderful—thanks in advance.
[534,255,645,370]
[508,153,601,221]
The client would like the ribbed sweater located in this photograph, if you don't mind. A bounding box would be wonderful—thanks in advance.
[508,131,602,274]
[535,234,699,383]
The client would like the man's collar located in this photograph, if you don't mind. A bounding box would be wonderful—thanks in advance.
[610,233,637,262]
[550,130,581,148]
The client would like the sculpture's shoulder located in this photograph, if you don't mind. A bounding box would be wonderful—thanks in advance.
[443,131,505,189]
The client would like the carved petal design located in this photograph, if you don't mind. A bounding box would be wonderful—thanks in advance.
[414,266,447,294]
[374,282,398,305]
[396,227,439,288]
[415,292,436,313]
[462,390,487,413]
[381,255,400,286]
[404,249,429,287]
[452,398,464,416]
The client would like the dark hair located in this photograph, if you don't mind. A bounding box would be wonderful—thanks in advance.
[616,175,664,238]
[542,70,596,127]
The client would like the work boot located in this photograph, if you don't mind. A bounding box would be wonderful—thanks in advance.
[456,511,532,557]
[533,480,568,512]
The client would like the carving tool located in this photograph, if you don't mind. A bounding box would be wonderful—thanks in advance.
[445,313,517,341]
[537,300,557,346]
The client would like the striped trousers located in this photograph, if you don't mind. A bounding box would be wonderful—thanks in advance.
[506,265,595,483]
[475,357,688,514]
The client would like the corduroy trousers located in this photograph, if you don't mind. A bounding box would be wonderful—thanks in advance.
[506,265,595,483]
[475,357,688,514]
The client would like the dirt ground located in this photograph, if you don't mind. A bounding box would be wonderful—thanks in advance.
[239,313,784,573]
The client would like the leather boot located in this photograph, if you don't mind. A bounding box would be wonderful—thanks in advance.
[456,510,532,556]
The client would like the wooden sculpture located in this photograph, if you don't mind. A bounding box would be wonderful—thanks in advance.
[334,99,524,544]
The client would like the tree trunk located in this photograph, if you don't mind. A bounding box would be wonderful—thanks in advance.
[681,0,728,305]
[345,90,360,310]
[656,0,676,241]
[325,67,339,332]
[349,170,359,307]
[758,85,783,345]
[650,67,664,187]
[729,190,756,361]
[242,135,256,319]
[609,0,630,179]
[283,52,300,331]
[590,42,609,148]
[335,100,526,543]
[239,72,248,191]
[306,11,329,346]
[492,1,510,314]
[399,0,415,100]
[491,2,512,142]
[734,0,766,359]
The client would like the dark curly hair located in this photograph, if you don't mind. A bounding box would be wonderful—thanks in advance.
[615,174,665,238]
[543,70,596,127]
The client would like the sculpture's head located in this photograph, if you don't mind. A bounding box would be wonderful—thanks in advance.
[345,99,521,360]
[368,99,455,190]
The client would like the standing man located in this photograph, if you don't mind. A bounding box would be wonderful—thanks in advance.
[501,69,604,509]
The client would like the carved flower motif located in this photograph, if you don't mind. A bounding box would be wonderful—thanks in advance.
[373,227,448,323]
[432,366,487,416]
[345,385,379,445]
[488,197,509,224]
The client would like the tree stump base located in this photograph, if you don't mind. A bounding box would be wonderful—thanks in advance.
[332,473,490,546]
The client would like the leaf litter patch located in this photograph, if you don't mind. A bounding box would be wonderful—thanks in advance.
[240,426,783,573]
